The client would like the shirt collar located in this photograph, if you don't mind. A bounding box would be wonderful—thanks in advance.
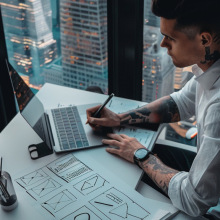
[193,59,220,90]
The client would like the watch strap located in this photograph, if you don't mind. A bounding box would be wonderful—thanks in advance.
[133,148,152,168]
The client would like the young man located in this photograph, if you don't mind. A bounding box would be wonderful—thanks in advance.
[86,0,220,218]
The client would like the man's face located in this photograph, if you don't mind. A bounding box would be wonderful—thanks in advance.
[160,18,204,68]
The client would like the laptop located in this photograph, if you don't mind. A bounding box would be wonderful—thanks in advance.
[6,61,107,154]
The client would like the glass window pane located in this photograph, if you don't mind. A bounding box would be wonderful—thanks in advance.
[143,0,196,146]
[1,0,108,94]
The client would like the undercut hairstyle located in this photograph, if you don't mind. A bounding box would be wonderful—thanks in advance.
[151,0,220,43]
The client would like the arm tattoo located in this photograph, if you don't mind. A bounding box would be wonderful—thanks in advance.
[120,108,151,125]
[141,155,179,194]
[120,96,180,125]
[158,97,180,123]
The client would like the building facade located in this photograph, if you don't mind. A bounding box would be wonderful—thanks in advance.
[0,0,57,85]
[60,0,108,93]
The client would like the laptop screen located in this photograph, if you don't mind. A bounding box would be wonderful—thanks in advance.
[7,61,47,143]
[0,7,18,132]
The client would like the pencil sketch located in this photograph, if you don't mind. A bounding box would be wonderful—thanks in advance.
[113,126,154,147]
[62,205,102,220]
[42,189,77,213]
[47,153,92,183]
[16,169,48,189]
[90,187,151,219]
[74,174,109,195]
[107,99,144,114]
[27,178,62,199]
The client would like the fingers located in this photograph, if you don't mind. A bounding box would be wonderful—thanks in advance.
[106,147,119,155]
[107,133,124,141]
[87,117,110,127]
[119,134,130,139]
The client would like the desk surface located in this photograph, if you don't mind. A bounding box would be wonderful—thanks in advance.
[0,83,203,219]
[0,83,146,219]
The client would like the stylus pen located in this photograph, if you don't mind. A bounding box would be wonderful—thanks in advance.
[92,93,114,118]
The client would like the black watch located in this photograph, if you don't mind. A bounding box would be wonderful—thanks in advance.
[133,148,152,168]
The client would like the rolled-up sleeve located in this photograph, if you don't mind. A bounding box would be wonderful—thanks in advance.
[170,77,196,121]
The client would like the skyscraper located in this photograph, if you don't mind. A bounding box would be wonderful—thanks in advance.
[142,26,175,102]
[0,0,57,85]
[142,0,175,102]
[60,0,108,93]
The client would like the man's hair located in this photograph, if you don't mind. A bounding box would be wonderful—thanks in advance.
[151,0,220,43]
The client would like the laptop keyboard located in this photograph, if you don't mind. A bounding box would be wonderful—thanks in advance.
[51,106,89,150]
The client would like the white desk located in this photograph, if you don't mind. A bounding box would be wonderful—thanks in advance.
[0,83,205,219]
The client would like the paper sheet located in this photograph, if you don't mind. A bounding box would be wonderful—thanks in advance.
[15,152,177,220]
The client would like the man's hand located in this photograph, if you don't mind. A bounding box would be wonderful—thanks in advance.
[102,133,145,163]
[86,105,121,130]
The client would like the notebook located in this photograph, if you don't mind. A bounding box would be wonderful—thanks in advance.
[7,61,107,153]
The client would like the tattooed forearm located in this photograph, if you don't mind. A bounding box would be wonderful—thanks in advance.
[120,108,151,125]
[158,97,180,123]
[140,155,179,194]
[119,96,180,126]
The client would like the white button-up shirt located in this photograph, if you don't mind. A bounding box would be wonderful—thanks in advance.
[169,59,220,217]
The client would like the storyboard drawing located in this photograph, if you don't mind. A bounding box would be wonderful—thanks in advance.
[47,153,92,183]
[27,178,62,199]
[15,153,173,220]
[62,205,102,220]
[74,174,110,195]
[89,187,151,220]
[113,126,155,148]
[16,169,48,189]
[42,189,77,214]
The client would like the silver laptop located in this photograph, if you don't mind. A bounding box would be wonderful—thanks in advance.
[7,61,107,154]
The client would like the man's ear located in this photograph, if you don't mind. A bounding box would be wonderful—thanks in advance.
[200,32,213,46]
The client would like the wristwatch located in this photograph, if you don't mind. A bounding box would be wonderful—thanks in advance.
[133,148,152,168]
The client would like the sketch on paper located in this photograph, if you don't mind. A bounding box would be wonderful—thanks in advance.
[27,178,62,199]
[42,189,77,214]
[15,153,173,220]
[90,187,151,219]
[16,169,48,189]
[62,205,102,220]
[74,174,110,195]
[107,99,144,114]
[113,126,155,148]
[47,153,92,183]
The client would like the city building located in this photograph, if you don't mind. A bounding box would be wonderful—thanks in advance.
[43,57,63,86]
[60,0,108,93]
[0,0,57,85]
[142,26,175,102]
[142,1,175,102]
[144,0,160,27]
[174,68,194,91]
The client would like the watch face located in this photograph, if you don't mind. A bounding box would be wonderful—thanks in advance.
[135,148,148,159]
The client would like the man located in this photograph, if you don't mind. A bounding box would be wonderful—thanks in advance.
[86,0,220,218]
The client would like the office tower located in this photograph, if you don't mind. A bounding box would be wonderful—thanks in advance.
[142,26,175,102]
[144,0,160,27]
[0,0,57,85]
[142,1,175,102]
[43,57,63,86]
[60,0,108,93]
[174,68,193,91]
